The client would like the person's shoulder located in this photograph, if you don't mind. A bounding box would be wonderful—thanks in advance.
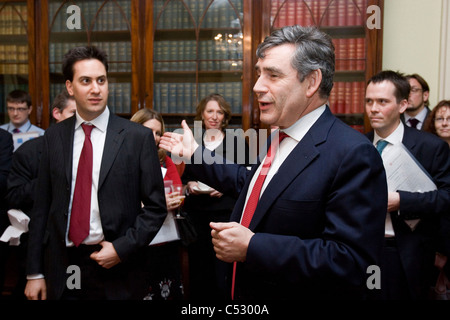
[0,127,11,138]
[30,124,45,134]
[406,125,446,146]
[0,123,8,130]
[14,136,44,154]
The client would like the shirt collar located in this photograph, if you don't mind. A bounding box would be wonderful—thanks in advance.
[404,107,428,123]
[11,120,32,132]
[75,106,110,133]
[374,121,404,146]
[282,104,326,142]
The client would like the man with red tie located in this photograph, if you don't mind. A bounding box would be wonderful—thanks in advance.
[24,46,167,300]
[160,25,387,300]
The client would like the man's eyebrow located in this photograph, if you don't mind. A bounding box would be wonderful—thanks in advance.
[254,65,283,74]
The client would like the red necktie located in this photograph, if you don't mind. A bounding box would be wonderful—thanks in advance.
[69,123,94,247]
[231,131,289,299]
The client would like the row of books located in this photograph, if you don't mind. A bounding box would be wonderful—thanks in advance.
[154,39,242,71]
[0,44,28,75]
[271,0,368,28]
[0,4,27,35]
[49,41,131,73]
[49,0,131,32]
[50,82,131,114]
[154,0,243,30]
[154,82,242,115]
[333,38,366,71]
[328,81,366,114]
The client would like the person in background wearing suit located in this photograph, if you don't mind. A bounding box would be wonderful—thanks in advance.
[401,74,431,130]
[160,25,387,300]
[130,108,184,300]
[0,90,45,137]
[423,99,450,298]
[365,70,450,300]
[4,90,76,299]
[0,129,13,298]
[24,46,167,300]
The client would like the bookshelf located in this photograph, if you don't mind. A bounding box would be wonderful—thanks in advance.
[268,0,382,133]
[0,0,383,133]
[152,0,245,131]
[0,0,33,125]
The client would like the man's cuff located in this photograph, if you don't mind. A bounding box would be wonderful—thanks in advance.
[27,274,44,280]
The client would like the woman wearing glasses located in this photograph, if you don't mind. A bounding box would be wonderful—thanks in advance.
[424,100,450,146]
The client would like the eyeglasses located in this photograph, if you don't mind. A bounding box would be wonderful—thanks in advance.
[435,117,450,123]
[7,107,29,113]
[410,88,423,94]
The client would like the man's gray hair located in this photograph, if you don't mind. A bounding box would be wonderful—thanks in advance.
[256,25,335,98]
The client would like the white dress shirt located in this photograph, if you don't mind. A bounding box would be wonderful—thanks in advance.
[66,107,109,246]
[373,121,405,237]
[241,105,326,219]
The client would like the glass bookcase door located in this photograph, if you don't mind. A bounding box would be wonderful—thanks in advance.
[270,0,368,132]
[0,1,29,124]
[47,0,132,124]
[153,0,244,131]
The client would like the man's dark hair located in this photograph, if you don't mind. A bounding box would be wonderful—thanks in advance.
[406,73,430,107]
[367,70,411,103]
[62,46,109,82]
[6,89,32,107]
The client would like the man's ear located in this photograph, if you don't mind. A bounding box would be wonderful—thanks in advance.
[52,108,61,122]
[423,90,430,104]
[399,99,409,114]
[66,80,74,96]
[306,69,322,98]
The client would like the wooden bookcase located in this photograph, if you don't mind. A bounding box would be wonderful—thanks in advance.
[260,0,383,133]
[0,0,383,133]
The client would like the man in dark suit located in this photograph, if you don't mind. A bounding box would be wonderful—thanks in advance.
[5,90,76,299]
[0,129,13,297]
[160,25,387,300]
[24,46,167,300]
[365,70,450,299]
[400,73,431,130]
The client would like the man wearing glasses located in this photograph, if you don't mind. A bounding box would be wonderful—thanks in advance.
[401,74,431,130]
[1,89,45,136]
[1,90,45,151]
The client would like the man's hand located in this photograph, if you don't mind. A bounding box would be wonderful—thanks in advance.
[387,191,400,212]
[210,222,254,263]
[25,278,47,300]
[90,241,121,269]
[159,120,198,164]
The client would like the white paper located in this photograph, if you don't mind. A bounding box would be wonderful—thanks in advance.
[382,143,437,231]
[149,211,180,245]
[12,132,39,151]
[0,209,30,246]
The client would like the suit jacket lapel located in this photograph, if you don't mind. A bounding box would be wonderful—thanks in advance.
[248,132,320,230]
[99,114,125,189]
[402,126,417,153]
[62,116,76,186]
[244,108,333,230]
